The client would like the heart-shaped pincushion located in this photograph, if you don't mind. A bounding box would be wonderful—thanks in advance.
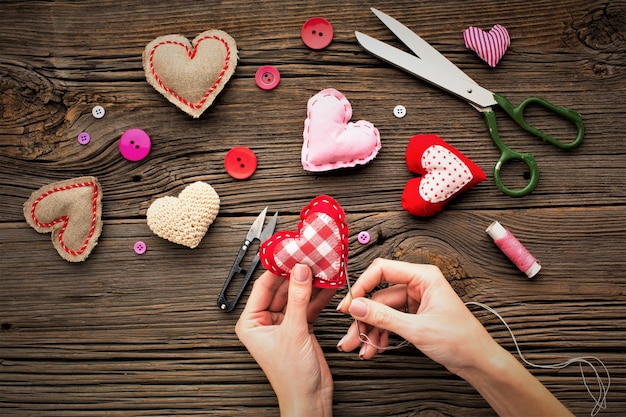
[401,134,486,217]
[23,176,103,262]
[463,25,510,67]
[260,195,348,288]
[143,29,237,118]
[147,182,220,248]
[302,88,381,171]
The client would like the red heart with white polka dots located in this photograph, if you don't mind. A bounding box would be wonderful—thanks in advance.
[402,134,486,217]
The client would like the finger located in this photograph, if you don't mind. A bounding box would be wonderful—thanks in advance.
[241,270,286,316]
[351,258,444,301]
[308,288,337,323]
[268,278,290,312]
[337,319,364,352]
[283,263,313,328]
[348,297,420,343]
[370,284,409,311]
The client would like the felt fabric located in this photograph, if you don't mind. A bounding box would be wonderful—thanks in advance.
[146,181,220,248]
[463,25,510,67]
[260,195,348,288]
[402,134,486,217]
[302,88,381,172]
[143,29,238,118]
[23,176,103,262]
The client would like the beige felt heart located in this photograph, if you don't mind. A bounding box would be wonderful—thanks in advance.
[143,29,238,118]
[146,182,220,248]
[23,176,103,262]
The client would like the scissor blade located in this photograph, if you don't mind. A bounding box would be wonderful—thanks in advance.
[355,31,497,109]
[246,207,268,242]
[259,212,278,243]
[369,8,477,85]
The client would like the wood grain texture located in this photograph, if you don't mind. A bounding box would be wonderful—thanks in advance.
[1,0,625,415]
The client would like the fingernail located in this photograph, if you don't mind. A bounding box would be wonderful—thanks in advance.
[359,344,366,360]
[337,335,347,351]
[292,264,308,283]
[336,298,346,311]
[349,299,368,318]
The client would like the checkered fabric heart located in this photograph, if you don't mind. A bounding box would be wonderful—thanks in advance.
[260,195,348,288]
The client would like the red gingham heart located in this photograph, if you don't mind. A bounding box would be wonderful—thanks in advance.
[260,195,348,288]
[463,25,510,67]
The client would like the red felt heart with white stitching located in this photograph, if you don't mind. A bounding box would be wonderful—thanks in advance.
[260,195,348,288]
[401,134,486,217]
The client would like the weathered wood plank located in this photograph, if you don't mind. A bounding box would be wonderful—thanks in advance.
[1,0,625,415]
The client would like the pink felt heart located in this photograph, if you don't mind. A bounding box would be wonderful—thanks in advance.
[463,25,510,67]
[302,88,381,172]
[402,134,486,217]
[143,30,237,118]
[260,195,348,288]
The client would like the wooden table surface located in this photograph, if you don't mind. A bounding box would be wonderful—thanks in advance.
[1,0,625,415]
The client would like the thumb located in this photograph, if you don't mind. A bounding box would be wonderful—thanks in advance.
[348,297,417,340]
[284,263,313,327]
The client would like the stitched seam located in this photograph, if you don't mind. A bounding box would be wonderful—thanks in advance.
[149,35,232,109]
[30,181,99,256]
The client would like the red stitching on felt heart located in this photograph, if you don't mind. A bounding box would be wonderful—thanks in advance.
[260,195,348,288]
[29,180,100,257]
[148,35,232,109]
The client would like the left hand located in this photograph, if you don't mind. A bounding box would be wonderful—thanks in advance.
[236,263,336,417]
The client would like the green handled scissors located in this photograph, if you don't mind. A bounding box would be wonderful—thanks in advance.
[356,8,584,197]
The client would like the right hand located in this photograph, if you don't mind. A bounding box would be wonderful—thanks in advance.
[336,258,500,376]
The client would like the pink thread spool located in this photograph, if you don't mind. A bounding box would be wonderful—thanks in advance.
[486,221,541,278]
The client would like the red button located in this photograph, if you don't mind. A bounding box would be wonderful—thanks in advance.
[119,128,151,162]
[224,147,257,180]
[255,66,280,90]
[301,17,333,49]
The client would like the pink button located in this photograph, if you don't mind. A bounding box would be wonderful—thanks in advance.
[357,231,371,245]
[77,132,91,145]
[134,241,147,255]
[224,146,257,180]
[301,17,333,49]
[255,66,280,90]
[119,128,151,161]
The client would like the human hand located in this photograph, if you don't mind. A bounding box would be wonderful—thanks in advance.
[336,258,500,376]
[236,263,336,417]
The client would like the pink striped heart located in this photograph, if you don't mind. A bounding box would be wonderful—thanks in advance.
[463,25,510,67]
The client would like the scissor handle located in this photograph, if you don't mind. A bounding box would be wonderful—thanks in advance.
[483,110,540,197]
[493,93,585,150]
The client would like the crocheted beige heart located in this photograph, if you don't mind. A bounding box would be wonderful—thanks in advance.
[147,182,220,248]
[143,29,238,118]
[23,176,103,262]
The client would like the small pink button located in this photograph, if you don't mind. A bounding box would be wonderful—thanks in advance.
[119,128,151,161]
[301,17,333,50]
[77,132,91,145]
[134,241,147,255]
[358,231,371,245]
[255,66,280,90]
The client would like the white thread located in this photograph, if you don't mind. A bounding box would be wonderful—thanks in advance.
[466,301,610,416]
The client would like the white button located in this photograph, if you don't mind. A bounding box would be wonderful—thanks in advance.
[92,105,106,119]
[393,105,406,118]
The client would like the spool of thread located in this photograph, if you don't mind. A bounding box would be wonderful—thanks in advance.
[486,221,541,278]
